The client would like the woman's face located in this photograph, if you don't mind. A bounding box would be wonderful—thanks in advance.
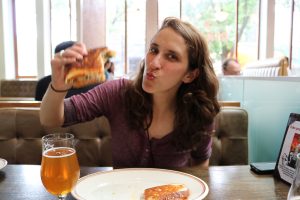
[142,27,191,96]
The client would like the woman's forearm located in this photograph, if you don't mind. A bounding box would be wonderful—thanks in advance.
[40,42,87,127]
[40,84,67,127]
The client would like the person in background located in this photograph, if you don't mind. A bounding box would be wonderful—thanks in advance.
[40,17,220,169]
[222,58,241,75]
[104,60,115,80]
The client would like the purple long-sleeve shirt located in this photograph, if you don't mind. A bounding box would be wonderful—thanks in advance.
[64,79,212,168]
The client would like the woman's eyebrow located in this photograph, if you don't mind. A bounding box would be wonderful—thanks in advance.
[150,42,181,57]
[167,49,181,59]
[150,43,159,47]
[168,49,178,54]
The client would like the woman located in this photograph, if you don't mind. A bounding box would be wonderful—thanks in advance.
[40,17,220,169]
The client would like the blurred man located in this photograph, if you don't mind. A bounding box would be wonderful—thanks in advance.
[222,58,241,75]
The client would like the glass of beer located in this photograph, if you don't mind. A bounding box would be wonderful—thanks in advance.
[40,133,80,200]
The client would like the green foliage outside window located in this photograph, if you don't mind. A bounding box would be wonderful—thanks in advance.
[182,0,257,64]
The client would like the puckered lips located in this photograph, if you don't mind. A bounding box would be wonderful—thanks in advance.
[64,47,115,88]
[146,71,157,80]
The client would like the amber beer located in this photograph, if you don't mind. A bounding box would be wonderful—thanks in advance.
[41,147,80,196]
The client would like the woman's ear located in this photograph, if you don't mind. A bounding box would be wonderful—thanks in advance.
[182,68,199,83]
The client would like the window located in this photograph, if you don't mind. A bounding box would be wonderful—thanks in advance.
[106,0,125,77]
[14,0,37,78]
[50,0,77,54]
[182,0,237,74]
[5,0,300,78]
[158,0,180,26]
[127,0,146,75]
[291,1,300,74]
[106,0,146,77]
[237,1,259,67]
[182,0,260,74]
[12,0,76,78]
[274,1,292,59]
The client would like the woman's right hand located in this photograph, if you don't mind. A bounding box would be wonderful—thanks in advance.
[40,42,88,127]
[50,42,88,90]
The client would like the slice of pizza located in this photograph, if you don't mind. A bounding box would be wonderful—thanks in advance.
[65,47,115,88]
[144,184,190,200]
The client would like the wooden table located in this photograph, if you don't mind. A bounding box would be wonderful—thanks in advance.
[0,165,111,200]
[0,100,41,108]
[0,97,35,101]
[182,165,289,199]
[218,101,240,107]
[0,99,239,109]
[0,165,290,199]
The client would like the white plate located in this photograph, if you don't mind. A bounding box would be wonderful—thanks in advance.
[0,158,7,170]
[72,168,208,200]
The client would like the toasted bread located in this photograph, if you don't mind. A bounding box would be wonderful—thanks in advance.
[65,47,115,88]
[144,184,189,200]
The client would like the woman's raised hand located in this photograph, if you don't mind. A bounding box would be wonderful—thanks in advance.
[50,42,88,90]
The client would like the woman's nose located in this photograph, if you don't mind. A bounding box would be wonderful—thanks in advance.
[149,55,162,70]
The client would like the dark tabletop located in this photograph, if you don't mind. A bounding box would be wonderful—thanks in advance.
[0,164,290,200]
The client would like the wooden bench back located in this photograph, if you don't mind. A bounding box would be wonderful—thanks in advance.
[243,57,289,76]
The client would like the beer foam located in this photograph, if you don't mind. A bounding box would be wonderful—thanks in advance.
[43,147,76,158]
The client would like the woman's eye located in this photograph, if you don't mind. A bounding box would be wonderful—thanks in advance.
[167,54,178,61]
[149,47,157,54]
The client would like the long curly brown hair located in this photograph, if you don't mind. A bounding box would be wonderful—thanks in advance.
[124,17,220,150]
